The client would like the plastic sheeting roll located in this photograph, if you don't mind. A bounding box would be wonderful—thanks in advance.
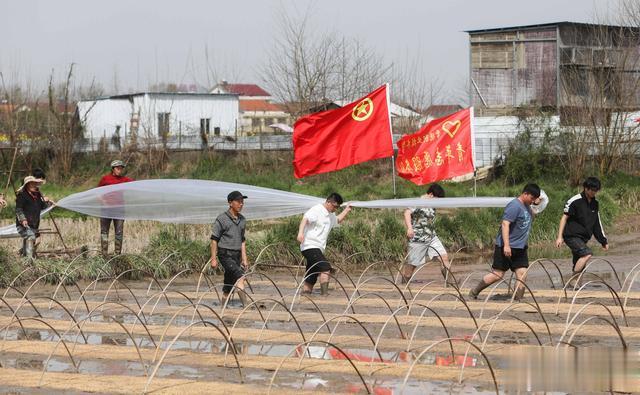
[0,181,520,233]
[349,197,512,209]
[56,179,324,223]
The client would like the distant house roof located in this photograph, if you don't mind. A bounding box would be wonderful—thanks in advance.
[213,83,271,97]
[304,101,341,114]
[424,104,464,119]
[389,102,421,118]
[240,100,285,112]
[88,92,238,101]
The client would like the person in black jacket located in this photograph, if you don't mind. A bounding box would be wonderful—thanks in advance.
[555,177,609,280]
[15,176,52,259]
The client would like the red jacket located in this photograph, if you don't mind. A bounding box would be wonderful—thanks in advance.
[98,174,134,187]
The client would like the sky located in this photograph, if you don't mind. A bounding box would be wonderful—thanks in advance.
[1,0,616,103]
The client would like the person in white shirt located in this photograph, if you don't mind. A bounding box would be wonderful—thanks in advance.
[297,193,352,296]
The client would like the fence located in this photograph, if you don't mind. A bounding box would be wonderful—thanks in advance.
[11,115,638,171]
[73,132,514,168]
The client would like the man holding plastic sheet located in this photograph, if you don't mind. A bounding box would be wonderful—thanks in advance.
[555,177,609,284]
[402,183,452,285]
[210,191,249,307]
[98,160,134,256]
[297,193,352,296]
[469,184,543,301]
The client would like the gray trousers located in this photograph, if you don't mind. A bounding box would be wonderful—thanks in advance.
[17,225,38,258]
[100,218,124,241]
[100,218,125,255]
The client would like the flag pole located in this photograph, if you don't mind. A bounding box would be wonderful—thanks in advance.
[473,169,477,197]
[385,83,397,198]
[470,106,477,197]
[391,157,397,197]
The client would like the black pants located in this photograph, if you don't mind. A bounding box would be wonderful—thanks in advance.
[564,237,593,269]
[218,248,244,294]
[492,245,529,271]
[302,248,331,286]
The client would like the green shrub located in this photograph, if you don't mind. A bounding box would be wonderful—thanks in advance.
[499,127,561,184]
[0,246,21,287]
[144,225,209,275]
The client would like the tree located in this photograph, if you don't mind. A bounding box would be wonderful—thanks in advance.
[261,7,391,118]
[47,63,83,174]
[558,22,640,184]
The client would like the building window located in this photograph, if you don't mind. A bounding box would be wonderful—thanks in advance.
[200,118,210,134]
[214,127,221,136]
[251,118,260,128]
[158,112,170,137]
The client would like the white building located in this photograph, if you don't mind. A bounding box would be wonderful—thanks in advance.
[77,92,239,148]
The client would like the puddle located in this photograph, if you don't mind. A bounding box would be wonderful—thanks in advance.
[0,353,505,393]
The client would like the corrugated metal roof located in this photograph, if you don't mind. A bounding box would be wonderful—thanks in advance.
[91,92,239,101]
[465,21,634,34]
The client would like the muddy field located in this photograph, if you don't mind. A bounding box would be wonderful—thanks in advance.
[0,252,638,394]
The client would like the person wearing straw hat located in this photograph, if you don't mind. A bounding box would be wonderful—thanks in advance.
[97,160,134,256]
[15,175,53,259]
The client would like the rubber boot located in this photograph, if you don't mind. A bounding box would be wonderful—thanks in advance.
[320,282,330,296]
[114,238,123,256]
[468,279,490,300]
[24,239,35,260]
[100,236,109,257]
[513,285,526,301]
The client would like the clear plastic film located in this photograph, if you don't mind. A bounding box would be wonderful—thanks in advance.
[56,179,324,223]
[1,180,520,233]
[0,206,55,238]
[348,197,513,209]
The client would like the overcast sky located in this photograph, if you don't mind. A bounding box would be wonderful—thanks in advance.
[1,0,615,103]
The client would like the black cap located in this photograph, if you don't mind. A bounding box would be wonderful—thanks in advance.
[227,191,248,202]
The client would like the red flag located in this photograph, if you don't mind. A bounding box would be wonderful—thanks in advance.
[293,84,393,178]
[396,108,474,185]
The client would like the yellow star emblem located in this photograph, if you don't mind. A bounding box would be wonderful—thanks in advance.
[352,98,374,121]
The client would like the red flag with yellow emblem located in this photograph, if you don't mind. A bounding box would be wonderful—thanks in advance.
[293,84,393,178]
[396,108,475,185]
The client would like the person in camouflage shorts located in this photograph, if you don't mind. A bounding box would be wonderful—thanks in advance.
[402,183,451,285]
